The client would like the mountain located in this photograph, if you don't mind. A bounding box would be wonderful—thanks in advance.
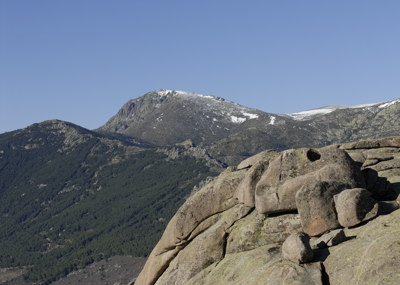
[208,98,400,165]
[0,120,221,284]
[99,90,400,165]
[1,90,400,284]
[98,89,268,147]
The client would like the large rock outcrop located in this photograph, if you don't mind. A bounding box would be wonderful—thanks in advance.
[254,147,364,215]
[134,137,400,285]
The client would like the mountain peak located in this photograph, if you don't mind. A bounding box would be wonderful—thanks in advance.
[98,89,263,147]
[146,89,226,103]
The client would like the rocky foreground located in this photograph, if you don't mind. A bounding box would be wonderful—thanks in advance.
[134,137,400,285]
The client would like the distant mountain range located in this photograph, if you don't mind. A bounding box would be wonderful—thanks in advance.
[99,89,400,165]
[1,89,399,284]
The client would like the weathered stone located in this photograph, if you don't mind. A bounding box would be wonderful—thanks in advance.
[226,211,301,254]
[137,138,400,285]
[236,160,269,207]
[366,152,394,161]
[170,168,246,243]
[339,136,400,150]
[346,150,366,165]
[339,140,380,150]
[187,245,323,285]
[135,168,246,285]
[155,204,252,285]
[334,188,379,228]
[310,229,346,249]
[282,232,314,263]
[255,148,364,214]
[236,149,278,170]
[324,209,400,285]
[295,181,347,236]
[363,158,380,167]
[367,158,400,172]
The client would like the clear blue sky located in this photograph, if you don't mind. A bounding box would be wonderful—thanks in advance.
[1,1,400,134]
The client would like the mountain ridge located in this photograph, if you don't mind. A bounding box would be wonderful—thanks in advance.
[0,120,220,284]
[285,99,400,121]
[97,89,400,165]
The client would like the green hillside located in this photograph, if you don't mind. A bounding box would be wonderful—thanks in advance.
[0,121,217,284]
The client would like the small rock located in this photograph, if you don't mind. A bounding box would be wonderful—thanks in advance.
[282,232,314,263]
[334,188,379,228]
[310,229,346,249]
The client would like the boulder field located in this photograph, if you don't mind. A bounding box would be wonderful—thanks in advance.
[134,137,400,285]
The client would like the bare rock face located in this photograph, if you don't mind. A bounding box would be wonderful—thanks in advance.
[235,160,270,207]
[155,204,252,285]
[236,149,279,170]
[282,232,314,263]
[135,168,246,285]
[339,136,400,202]
[324,208,400,285]
[334,188,379,228]
[226,210,302,254]
[135,137,400,285]
[186,245,324,285]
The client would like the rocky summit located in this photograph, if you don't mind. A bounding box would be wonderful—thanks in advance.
[134,136,400,285]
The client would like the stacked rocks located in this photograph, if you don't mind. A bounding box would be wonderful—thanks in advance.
[135,137,400,285]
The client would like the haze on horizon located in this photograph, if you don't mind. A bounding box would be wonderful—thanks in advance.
[1,1,400,134]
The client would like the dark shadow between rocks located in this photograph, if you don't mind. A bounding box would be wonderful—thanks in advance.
[313,235,356,262]
[348,218,372,229]
[391,182,400,198]
[320,262,330,285]
[377,201,400,215]
[313,248,330,262]
[266,210,298,217]
[345,235,356,241]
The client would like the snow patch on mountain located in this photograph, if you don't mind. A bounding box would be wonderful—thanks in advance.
[231,116,247,123]
[153,89,262,125]
[287,107,338,120]
[174,90,216,100]
[242,112,259,119]
[287,99,398,121]
[229,112,259,124]
[379,99,400,108]
[269,116,276,125]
